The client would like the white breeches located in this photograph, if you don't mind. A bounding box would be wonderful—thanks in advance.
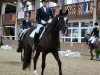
[89,36,96,43]
[30,24,43,38]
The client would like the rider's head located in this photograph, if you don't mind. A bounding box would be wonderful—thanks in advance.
[41,0,49,7]
[95,22,98,26]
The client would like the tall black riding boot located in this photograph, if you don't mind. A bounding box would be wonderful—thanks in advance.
[32,33,39,50]
[17,41,23,52]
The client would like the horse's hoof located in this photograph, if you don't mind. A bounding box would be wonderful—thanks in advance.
[90,58,93,60]
[33,70,38,75]
[21,58,24,62]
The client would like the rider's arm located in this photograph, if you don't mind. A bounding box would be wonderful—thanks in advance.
[49,7,54,19]
[47,8,54,24]
[29,21,32,27]
[91,27,95,36]
[36,9,41,24]
[91,28,94,36]
[22,20,25,29]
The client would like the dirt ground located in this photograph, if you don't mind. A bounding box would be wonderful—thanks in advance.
[0,49,100,75]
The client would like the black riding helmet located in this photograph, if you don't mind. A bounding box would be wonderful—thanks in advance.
[95,22,98,26]
[41,0,49,2]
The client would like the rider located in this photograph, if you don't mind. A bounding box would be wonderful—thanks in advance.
[19,16,32,41]
[30,0,54,49]
[17,16,32,52]
[89,22,99,44]
[22,16,32,29]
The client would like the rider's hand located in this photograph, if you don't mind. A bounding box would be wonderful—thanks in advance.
[41,20,46,24]
[47,19,52,24]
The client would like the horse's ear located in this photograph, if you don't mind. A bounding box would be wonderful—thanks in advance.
[60,9,63,16]
[64,10,68,15]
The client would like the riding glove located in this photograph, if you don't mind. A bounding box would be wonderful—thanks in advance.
[47,19,52,24]
[41,20,46,24]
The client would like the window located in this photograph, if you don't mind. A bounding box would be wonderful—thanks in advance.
[81,29,88,37]
[72,29,79,37]
[66,0,92,4]
[73,22,79,27]
[60,21,93,43]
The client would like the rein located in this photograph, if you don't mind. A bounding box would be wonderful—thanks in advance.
[44,16,67,31]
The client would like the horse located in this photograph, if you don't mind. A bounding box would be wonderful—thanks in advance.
[18,9,68,75]
[84,34,100,60]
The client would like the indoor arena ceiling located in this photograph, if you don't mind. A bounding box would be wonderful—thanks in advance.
[0,0,58,14]
[0,0,58,4]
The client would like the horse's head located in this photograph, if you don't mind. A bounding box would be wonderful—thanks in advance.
[52,9,68,36]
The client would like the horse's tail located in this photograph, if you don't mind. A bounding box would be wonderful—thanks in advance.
[23,45,32,70]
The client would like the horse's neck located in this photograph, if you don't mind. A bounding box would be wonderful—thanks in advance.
[49,22,59,34]
[43,22,60,40]
[44,23,60,47]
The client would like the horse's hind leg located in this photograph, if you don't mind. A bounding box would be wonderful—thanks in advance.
[90,48,94,60]
[33,50,40,75]
[41,52,47,75]
[52,51,62,75]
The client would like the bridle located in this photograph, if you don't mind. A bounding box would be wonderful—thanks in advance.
[57,16,68,30]
[43,15,68,31]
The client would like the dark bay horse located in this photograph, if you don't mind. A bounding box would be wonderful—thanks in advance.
[19,9,68,75]
[84,34,100,60]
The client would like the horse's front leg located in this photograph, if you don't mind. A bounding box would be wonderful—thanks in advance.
[21,51,23,62]
[52,51,62,75]
[90,48,94,60]
[33,50,40,75]
[41,52,47,75]
[21,49,24,62]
